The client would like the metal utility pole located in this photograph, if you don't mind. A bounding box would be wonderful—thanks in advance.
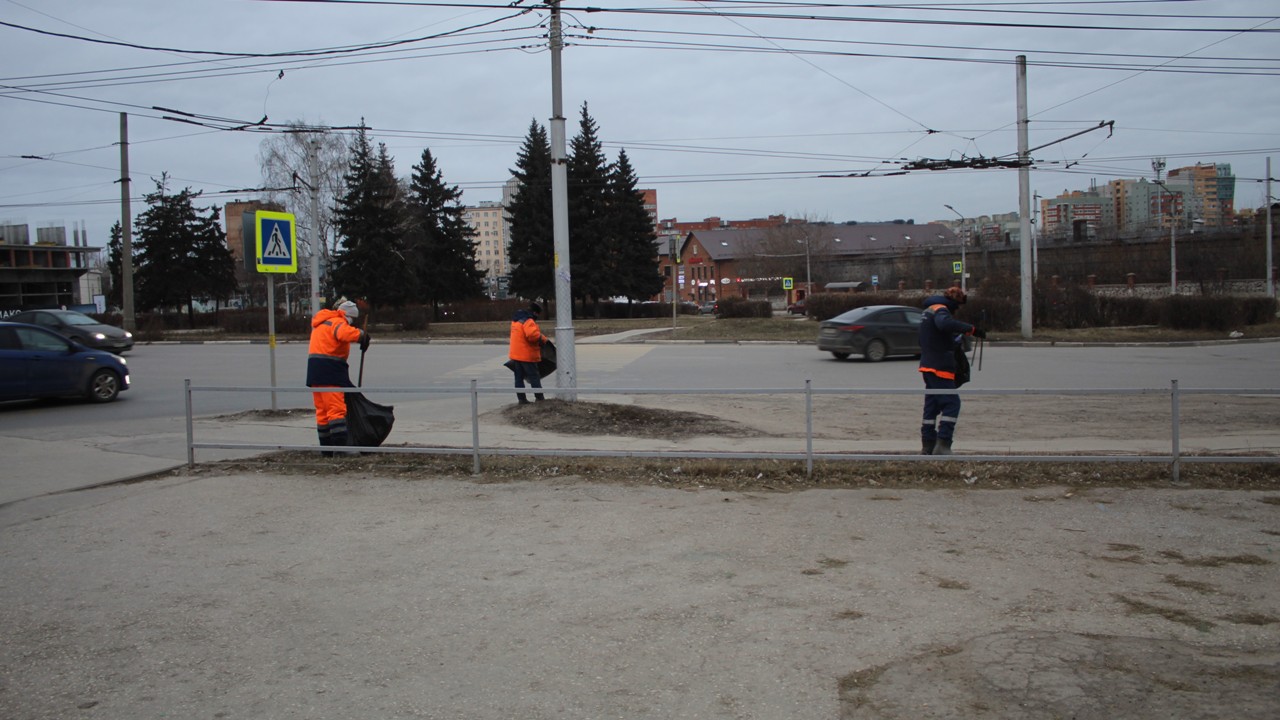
[943,204,968,293]
[304,134,324,315]
[1016,56,1033,339]
[118,113,136,331]
[549,0,577,397]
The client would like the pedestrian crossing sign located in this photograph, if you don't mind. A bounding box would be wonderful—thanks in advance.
[255,211,297,273]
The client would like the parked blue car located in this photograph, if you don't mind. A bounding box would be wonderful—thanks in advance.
[0,321,131,403]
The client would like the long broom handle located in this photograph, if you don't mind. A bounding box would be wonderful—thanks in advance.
[356,308,367,387]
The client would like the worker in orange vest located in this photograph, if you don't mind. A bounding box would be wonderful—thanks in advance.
[306,298,370,452]
[507,302,547,404]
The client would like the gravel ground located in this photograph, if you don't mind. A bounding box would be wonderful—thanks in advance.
[1,462,1278,719]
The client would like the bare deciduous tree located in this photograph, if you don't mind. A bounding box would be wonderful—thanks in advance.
[257,123,350,295]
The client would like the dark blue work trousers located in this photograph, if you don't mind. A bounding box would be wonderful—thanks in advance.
[512,360,544,402]
[921,372,961,441]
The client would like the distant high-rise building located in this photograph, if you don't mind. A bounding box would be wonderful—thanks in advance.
[462,201,509,296]
[1167,163,1234,228]
[1039,185,1112,241]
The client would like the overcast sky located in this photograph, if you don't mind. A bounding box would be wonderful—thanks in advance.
[2,0,1277,245]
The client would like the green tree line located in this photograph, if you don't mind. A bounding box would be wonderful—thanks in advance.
[107,105,659,323]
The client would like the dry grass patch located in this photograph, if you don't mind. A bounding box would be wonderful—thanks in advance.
[1114,594,1215,632]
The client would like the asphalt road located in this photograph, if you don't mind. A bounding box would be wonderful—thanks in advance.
[1,338,1277,506]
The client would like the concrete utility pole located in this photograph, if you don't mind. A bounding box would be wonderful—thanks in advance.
[118,113,136,332]
[304,134,323,315]
[1016,56,1033,339]
[1267,156,1274,299]
[1153,158,1174,295]
[549,0,577,397]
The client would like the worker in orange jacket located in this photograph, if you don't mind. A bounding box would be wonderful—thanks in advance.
[306,298,370,452]
[507,302,547,404]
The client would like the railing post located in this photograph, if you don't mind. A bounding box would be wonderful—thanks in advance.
[471,379,481,475]
[1170,379,1181,482]
[185,378,195,468]
[805,379,814,477]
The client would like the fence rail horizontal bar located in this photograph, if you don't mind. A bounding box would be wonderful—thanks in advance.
[185,384,1280,397]
[184,379,1280,476]
[190,441,1276,466]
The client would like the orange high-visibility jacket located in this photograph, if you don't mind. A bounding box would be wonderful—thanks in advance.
[306,308,363,386]
[508,311,544,363]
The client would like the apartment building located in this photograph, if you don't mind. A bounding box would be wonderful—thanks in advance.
[462,201,509,296]
[1167,163,1234,228]
[1052,163,1234,237]
[1039,187,1113,240]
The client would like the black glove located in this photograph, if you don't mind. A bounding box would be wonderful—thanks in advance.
[359,331,371,351]
[972,327,987,339]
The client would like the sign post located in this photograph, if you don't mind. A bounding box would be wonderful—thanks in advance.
[254,211,297,411]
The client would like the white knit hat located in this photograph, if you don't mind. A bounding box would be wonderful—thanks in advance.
[336,299,359,319]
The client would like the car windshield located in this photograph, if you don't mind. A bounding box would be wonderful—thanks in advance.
[53,311,101,326]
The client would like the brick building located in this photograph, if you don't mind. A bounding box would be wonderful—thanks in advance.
[666,223,958,304]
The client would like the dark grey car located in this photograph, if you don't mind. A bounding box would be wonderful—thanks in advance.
[8,309,134,353]
[817,304,923,361]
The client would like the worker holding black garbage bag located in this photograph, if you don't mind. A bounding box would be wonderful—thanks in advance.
[306,297,369,452]
[506,302,551,404]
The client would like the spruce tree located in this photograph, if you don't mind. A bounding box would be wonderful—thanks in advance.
[106,222,123,310]
[606,149,663,303]
[330,125,415,314]
[506,119,555,303]
[132,174,237,325]
[404,148,484,319]
[567,102,611,313]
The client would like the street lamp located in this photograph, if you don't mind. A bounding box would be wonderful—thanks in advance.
[943,204,968,293]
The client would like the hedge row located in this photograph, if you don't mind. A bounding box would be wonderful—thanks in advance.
[801,290,1277,332]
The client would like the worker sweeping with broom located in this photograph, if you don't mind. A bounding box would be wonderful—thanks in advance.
[306,297,370,454]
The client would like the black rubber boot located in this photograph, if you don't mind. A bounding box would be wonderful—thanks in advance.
[934,438,953,456]
[534,393,545,402]
[330,430,352,454]
[517,394,530,405]
[921,438,936,456]
[318,430,334,458]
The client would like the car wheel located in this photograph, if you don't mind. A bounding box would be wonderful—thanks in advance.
[863,339,888,362]
[831,352,850,361]
[87,369,121,403]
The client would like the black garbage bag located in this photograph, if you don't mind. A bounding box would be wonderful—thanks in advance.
[346,391,395,447]
[538,340,557,379]
[953,343,971,388]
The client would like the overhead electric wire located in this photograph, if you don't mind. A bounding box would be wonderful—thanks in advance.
[566,34,1280,76]
[0,10,535,58]
[1,36,547,94]
[5,0,1275,214]
[673,0,1278,22]
[569,23,1279,66]
[0,23,546,84]
[253,0,1280,33]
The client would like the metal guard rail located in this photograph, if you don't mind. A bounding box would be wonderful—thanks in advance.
[185,379,1280,482]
